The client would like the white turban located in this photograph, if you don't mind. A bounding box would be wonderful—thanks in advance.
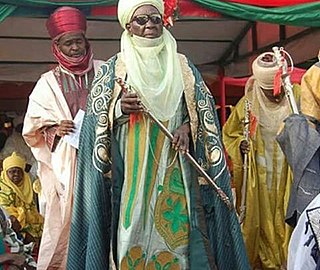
[117,0,164,29]
[252,52,279,90]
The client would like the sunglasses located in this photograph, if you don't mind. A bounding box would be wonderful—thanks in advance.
[131,13,162,26]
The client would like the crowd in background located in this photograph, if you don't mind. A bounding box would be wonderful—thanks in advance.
[0,114,41,269]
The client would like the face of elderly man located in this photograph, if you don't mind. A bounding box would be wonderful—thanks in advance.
[126,5,163,39]
[57,32,87,58]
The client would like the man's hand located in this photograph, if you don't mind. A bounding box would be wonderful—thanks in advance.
[55,181,65,198]
[121,93,143,114]
[56,120,74,137]
[240,140,250,155]
[23,232,35,244]
[9,215,21,233]
[172,123,190,154]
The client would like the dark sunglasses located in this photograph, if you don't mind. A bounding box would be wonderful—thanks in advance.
[131,13,162,26]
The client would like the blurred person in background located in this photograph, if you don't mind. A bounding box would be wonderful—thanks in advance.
[0,152,43,246]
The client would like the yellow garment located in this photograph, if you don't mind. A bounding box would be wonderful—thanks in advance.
[301,63,320,121]
[32,178,42,194]
[1,152,33,204]
[0,152,43,239]
[222,85,300,269]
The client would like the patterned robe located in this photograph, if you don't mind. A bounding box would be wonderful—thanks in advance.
[67,54,249,270]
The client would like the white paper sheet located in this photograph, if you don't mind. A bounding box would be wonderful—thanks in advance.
[63,109,85,149]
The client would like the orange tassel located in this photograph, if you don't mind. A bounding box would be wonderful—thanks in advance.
[249,113,257,138]
[273,68,282,96]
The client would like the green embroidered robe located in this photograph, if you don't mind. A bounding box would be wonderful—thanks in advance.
[67,54,249,270]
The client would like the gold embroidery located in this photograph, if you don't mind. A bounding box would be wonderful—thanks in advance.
[178,54,198,145]
[110,53,126,129]
[146,251,180,270]
[154,159,189,250]
[91,57,114,172]
[120,246,146,270]
[207,147,222,164]
[198,176,209,185]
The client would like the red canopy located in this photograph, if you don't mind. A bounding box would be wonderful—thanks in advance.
[226,0,317,7]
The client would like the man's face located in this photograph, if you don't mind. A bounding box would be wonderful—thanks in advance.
[57,32,86,57]
[126,5,163,39]
[6,167,24,186]
[261,87,285,103]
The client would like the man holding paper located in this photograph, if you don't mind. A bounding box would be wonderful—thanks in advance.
[23,7,103,270]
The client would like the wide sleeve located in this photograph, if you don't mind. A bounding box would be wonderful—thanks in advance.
[67,56,119,270]
[222,98,246,201]
[301,64,320,120]
[186,59,250,270]
[23,77,61,145]
[0,192,26,228]
[223,97,246,164]
[23,74,67,168]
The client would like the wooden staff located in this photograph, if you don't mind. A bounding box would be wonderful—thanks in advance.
[115,77,233,210]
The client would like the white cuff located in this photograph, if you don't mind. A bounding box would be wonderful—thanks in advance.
[114,99,123,120]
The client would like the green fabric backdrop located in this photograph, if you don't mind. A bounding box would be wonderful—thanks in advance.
[0,0,319,26]
[192,0,320,27]
[0,4,16,21]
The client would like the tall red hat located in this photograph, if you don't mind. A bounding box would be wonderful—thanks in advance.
[46,6,87,40]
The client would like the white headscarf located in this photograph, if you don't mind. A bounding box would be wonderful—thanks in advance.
[252,52,278,90]
[246,52,291,134]
[117,0,184,122]
[117,0,164,29]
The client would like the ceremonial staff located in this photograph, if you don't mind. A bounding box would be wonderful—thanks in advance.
[272,46,299,114]
[115,77,233,210]
[239,99,250,224]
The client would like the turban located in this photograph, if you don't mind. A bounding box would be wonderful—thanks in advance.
[117,0,164,29]
[1,152,33,204]
[252,52,279,90]
[3,152,26,171]
[46,6,87,40]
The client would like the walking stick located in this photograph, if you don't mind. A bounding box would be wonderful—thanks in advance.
[115,77,233,210]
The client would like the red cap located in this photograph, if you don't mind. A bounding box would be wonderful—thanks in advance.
[46,7,87,40]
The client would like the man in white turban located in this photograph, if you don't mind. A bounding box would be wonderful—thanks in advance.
[223,52,301,269]
[67,0,249,269]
